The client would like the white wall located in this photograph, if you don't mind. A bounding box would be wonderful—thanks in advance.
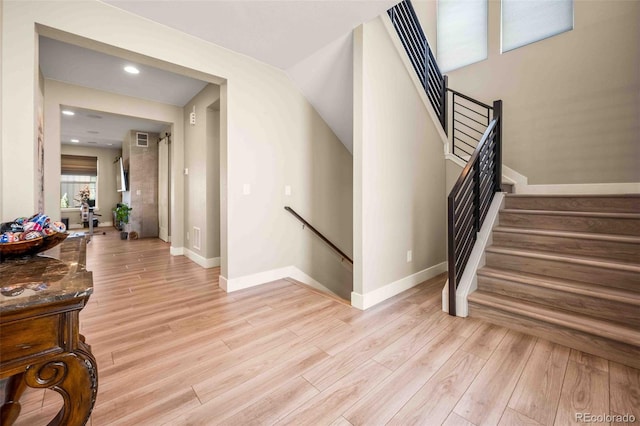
[41,79,182,244]
[2,0,352,295]
[434,0,640,185]
[60,144,122,227]
[353,17,446,304]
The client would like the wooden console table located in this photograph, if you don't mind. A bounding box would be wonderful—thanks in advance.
[0,236,97,425]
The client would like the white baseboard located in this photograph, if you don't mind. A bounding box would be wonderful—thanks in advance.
[170,246,184,256]
[445,153,467,169]
[184,248,220,269]
[220,265,339,298]
[286,267,341,298]
[351,261,448,310]
[502,164,528,186]
[516,181,640,195]
[219,275,228,291]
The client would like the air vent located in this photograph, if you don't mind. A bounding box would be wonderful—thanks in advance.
[193,227,201,250]
[87,130,99,134]
[136,132,149,147]
[87,114,103,119]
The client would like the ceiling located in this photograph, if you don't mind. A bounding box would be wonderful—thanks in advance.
[102,0,397,70]
[41,1,398,153]
[60,106,168,149]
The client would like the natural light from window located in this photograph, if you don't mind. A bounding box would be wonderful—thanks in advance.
[437,0,488,72]
[502,0,573,53]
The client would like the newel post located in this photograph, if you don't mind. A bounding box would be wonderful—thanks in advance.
[493,100,503,192]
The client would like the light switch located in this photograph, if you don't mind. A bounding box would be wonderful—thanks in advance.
[407,250,412,262]
[136,189,142,196]
[184,168,189,175]
[285,185,291,196]
[243,184,251,195]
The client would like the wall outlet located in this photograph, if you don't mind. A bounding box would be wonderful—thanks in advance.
[285,185,291,196]
[406,250,412,262]
[186,232,189,241]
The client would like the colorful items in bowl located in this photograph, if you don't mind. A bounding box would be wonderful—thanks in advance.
[0,213,68,260]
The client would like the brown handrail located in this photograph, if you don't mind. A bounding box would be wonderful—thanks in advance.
[284,206,353,264]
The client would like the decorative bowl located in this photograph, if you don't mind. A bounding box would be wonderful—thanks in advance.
[0,232,68,260]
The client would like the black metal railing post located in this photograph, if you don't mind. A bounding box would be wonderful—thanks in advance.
[442,75,448,135]
[447,195,456,316]
[493,100,503,192]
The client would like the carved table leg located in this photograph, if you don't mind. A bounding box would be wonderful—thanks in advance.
[0,373,27,426]
[24,343,98,426]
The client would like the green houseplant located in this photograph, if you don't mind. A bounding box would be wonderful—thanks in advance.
[113,204,133,240]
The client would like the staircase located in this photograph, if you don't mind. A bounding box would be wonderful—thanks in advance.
[469,194,640,368]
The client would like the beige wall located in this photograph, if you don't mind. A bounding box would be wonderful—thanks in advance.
[2,0,352,293]
[183,84,221,260]
[60,144,122,227]
[354,17,446,296]
[41,79,182,243]
[442,0,640,185]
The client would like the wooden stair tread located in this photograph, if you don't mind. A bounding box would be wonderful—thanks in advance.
[468,291,640,346]
[501,209,640,219]
[477,266,640,306]
[492,226,640,244]
[485,246,640,273]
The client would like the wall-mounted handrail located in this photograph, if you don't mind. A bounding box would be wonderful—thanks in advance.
[284,206,353,264]
[447,100,502,316]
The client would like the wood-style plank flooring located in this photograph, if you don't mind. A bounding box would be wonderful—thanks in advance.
[14,230,640,425]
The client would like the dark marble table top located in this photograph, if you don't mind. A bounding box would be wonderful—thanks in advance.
[0,236,93,313]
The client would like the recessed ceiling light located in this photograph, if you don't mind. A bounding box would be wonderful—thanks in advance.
[124,65,140,74]
[70,139,80,143]
[62,110,75,116]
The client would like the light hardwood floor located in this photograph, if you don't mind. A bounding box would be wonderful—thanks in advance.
[14,230,640,425]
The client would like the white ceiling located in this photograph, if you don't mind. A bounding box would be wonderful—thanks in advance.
[40,37,209,107]
[60,106,168,149]
[102,0,397,70]
[41,1,398,154]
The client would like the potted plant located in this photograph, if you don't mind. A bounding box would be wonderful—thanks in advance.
[113,204,133,240]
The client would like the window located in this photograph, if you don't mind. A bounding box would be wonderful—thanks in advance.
[502,0,573,53]
[60,155,98,208]
[437,0,488,72]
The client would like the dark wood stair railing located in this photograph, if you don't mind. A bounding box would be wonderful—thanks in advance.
[447,100,502,316]
[284,206,353,264]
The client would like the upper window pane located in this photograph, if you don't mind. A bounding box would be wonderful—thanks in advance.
[437,0,488,72]
[502,0,573,53]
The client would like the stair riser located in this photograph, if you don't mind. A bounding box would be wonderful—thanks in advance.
[492,232,639,262]
[469,301,640,370]
[499,212,640,236]
[485,252,639,290]
[505,196,640,213]
[477,275,640,328]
